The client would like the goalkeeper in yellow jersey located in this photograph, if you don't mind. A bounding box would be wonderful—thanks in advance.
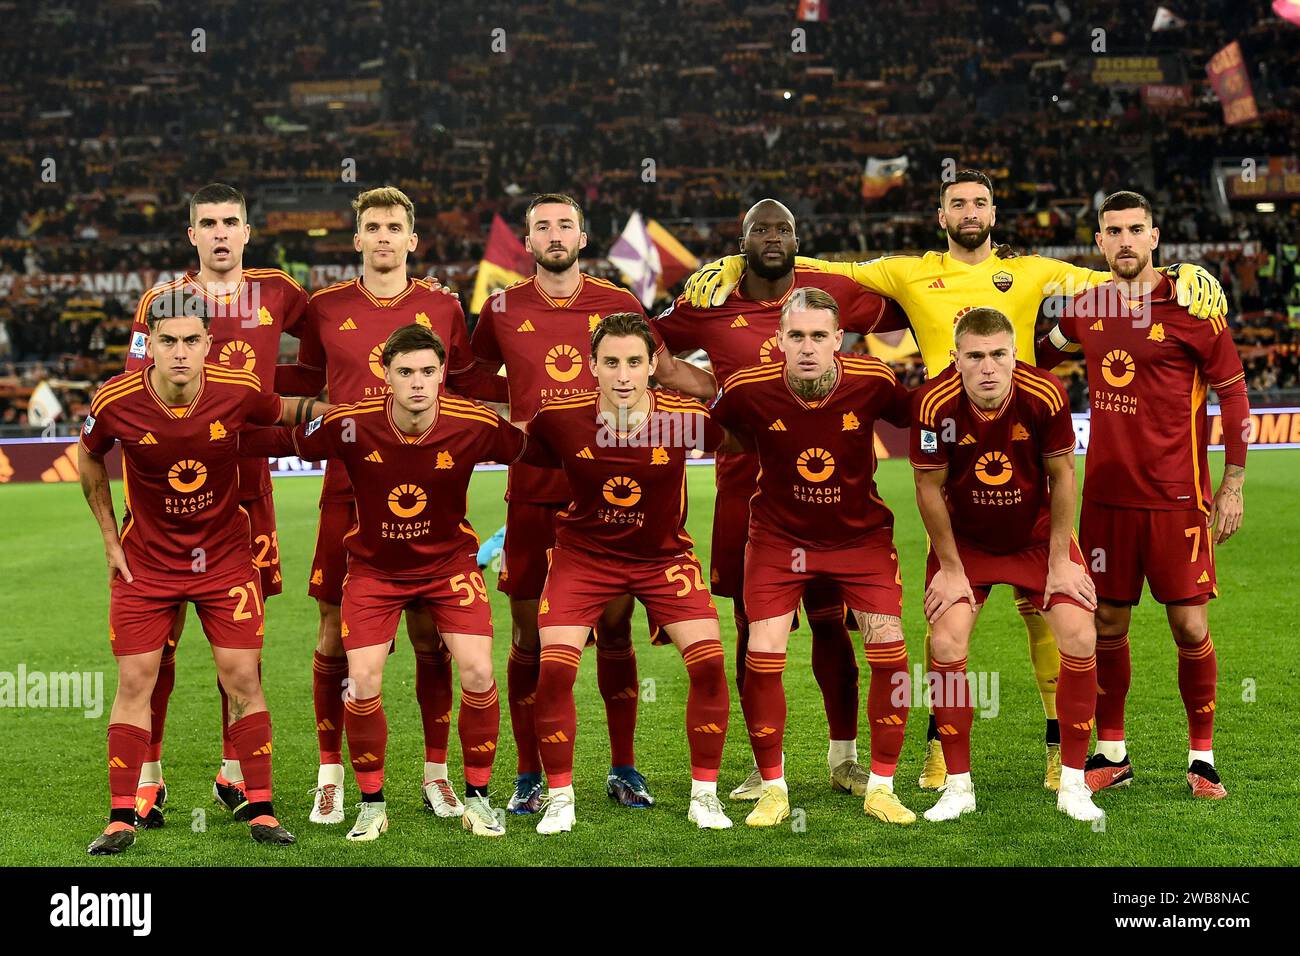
[684,169,1228,791]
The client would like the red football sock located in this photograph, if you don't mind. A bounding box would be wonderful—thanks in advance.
[682,640,729,781]
[930,656,972,775]
[742,651,786,780]
[415,647,454,764]
[507,645,542,775]
[733,606,750,696]
[595,641,638,768]
[312,651,348,765]
[344,694,386,795]
[1057,651,1098,770]
[145,648,176,764]
[1094,632,1130,744]
[108,723,150,811]
[459,683,500,788]
[226,711,273,803]
[1177,630,1217,751]
[807,588,860,742]
[865,639,910,776]
[535,645,583,788]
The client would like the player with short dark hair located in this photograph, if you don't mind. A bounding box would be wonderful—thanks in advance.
[709,288,917,828]
[251,323,532,840]
[911,307,1103,822]
[123,182,310,828]
[1038,190,1249,799]
[80,311,321,855]
[468,195,675,814]
[276,185,504,824]
[526,313,733,834]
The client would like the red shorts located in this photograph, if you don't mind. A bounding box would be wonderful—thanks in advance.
[341,566,493,651]
[539,545,717,631]
[498,498,563,600]
[308,495,356,606]
[243,489,282,598]
[743,529,903,622]
[1080,500,1216,606]
[926,537,1090,611]
[109,562,265,657]
[709,453,760,599]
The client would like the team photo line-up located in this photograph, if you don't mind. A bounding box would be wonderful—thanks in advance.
[80,171,1245,854]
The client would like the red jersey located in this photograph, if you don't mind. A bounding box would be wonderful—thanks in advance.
[125,268,308,499]
[526,389,723,560]
[293,276,474,499]
[79,365,283,577]
[286,394,528,579]
[471,273,646,504]
[650,265,906,493]
[910,362,1076,554]
[1059,275,1246,511]
[709,354,910,550]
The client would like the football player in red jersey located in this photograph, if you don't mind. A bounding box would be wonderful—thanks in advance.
[247,324,533,840]
[468,195,706,813]
[277,187,505,823]
[710,288,916,827]
[80,309,322,854]
[1037,191,1248,799]
[650,199,908,803]
[911,307,1102,822]
[525,313,732,833]
[122,183,310,829]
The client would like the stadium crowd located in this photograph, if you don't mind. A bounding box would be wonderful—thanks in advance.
[0,0,1297,426]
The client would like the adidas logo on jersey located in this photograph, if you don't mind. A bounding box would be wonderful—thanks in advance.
[365,451,383,463]
[730,315,749,328]
[1012,424,1030,441]
[959,434,976,445]
[339,318,357,331]
[769,419,787,431]
[138,432,157,445]
[1197,570,1210,584]
[516,319,536,333]
[576,446,594,459]
[928,278,945,289]
[1090,319,1104,332]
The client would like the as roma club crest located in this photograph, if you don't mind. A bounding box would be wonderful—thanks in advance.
[992,271,1013,293]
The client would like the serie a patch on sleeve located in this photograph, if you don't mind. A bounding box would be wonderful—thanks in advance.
[920,429,937,453]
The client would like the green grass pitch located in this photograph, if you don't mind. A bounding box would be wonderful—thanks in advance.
[1,451,1297,866]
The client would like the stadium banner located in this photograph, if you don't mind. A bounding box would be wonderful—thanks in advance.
[289,78,382,109]
[262,209,354,234]
[6,408,1299,484]
[1091,54,1183,87]
[1033,240,1259,260]
[1226,166,1300,200]
[1141,83,1192,108]
[1206,41,1260,126]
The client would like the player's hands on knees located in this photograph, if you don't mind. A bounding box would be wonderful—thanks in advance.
[1211,482,1244,543]
[1044,557,1096,612]
[924,567,975,624]
[104,538,134,585]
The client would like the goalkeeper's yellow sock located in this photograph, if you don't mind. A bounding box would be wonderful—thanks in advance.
[1015,595,1060,741]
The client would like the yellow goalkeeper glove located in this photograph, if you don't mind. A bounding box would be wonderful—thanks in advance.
[1165,262,1229,321]
[684,255,746,308]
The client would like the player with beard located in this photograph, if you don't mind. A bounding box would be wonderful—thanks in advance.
[684,171,1229,794]
[648,199,907,803]
[468,194,716,813]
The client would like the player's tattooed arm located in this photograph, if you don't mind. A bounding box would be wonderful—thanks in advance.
[857,612,903,644]
[914,465,975,622]
[277,396,333,427]
[1211,464,1245,544]
[1042,451,1096,611]
[77,444,133,585]
[652,349,718,401]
